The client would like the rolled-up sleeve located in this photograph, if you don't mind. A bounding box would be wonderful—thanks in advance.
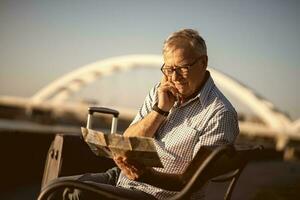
[130,83,159,125]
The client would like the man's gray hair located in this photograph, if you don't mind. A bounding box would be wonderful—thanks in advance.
[163,29,207,56]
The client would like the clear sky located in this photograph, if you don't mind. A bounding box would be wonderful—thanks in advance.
[0,0,299,120]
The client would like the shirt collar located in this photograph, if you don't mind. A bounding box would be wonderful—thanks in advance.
[175,70,214,108]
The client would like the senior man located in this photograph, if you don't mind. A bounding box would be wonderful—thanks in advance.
[47,29,239,200]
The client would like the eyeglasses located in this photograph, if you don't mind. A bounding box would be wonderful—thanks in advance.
[160,57,201,77]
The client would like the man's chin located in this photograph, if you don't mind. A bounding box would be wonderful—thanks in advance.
[175,85,187,94]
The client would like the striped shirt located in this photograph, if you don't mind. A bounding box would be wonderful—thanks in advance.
[117,72,239,199]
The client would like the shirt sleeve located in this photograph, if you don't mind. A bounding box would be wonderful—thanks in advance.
[130,83,159,125]
[192,110,239,158]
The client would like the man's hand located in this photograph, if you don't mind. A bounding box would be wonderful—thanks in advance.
[158,75,181,111]
[114,155,185,191]
[113,156,147,181]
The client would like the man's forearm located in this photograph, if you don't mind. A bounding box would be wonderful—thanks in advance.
[138,168,184,191]
[124,111,166,137]
[137,147,213,191]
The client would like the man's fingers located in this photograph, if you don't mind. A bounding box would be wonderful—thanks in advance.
[114,156,131,172]
[113,155,145,180]
[161,81,177,91]
[160,85,178,97]
[114,156,139,174]
[123,157,142,173]
[122,159,137,172]
[114,158,125,169]
[114,159,134,178]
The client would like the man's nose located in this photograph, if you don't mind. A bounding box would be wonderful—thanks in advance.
[171,70,181,81]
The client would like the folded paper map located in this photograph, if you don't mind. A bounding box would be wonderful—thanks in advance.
[81,127,163,168]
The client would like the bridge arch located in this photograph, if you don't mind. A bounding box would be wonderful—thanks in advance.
[31,54,292,132]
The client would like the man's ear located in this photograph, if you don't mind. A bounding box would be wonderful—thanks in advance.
[202,55,208,67]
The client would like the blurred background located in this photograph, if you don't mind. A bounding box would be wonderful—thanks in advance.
[0,0,299,199]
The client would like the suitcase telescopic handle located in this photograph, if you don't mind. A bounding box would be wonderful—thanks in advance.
[87,107,119,134]
[88,107,119,117]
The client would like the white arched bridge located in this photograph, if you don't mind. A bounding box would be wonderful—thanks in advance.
[30,54,299,153]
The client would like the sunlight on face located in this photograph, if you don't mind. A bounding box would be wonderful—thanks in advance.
[163,41,207,99]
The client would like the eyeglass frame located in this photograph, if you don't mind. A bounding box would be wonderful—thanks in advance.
[160,56,202,77]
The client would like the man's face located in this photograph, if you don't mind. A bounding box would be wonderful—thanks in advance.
[163,42,207,99]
